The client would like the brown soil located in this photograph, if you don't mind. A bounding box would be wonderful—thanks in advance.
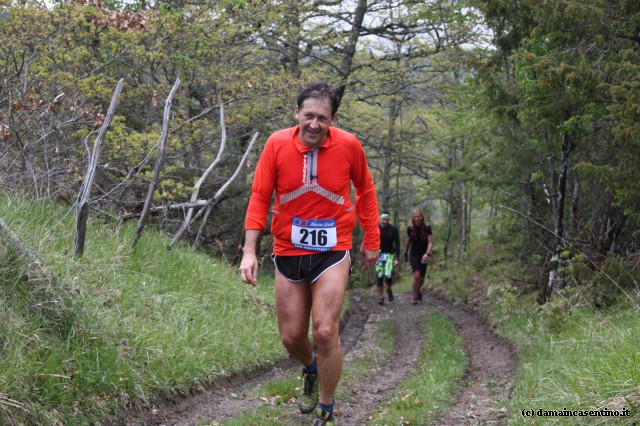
[116,288,516,426]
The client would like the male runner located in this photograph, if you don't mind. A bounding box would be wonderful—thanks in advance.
[239,81,380,425]
[375,210,400,305]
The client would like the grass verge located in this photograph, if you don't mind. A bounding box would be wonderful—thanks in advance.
[0,193,284,425]
[495,294,639,425]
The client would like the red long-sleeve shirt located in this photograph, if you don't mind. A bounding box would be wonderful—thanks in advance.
[245,125,380,256]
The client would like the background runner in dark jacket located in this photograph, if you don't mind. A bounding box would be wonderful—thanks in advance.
[376,210,400,304]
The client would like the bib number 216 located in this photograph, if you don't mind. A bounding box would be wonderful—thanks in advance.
[291,217,337,252]
[299,228,328,246]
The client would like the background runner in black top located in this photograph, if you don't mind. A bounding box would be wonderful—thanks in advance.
[376,210,400,304]
[404,209,433,304]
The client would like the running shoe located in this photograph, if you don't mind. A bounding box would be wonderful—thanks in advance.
[298,370,319,414]
[312,406,335,425]
[378,296,384,305]
[387,287,394,302]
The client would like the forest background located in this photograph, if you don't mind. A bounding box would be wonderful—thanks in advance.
[1,0,639,424]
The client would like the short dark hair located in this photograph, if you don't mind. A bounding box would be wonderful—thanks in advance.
[297,81,340,116]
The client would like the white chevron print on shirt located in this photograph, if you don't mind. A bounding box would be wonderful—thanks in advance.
[279,148,345,205]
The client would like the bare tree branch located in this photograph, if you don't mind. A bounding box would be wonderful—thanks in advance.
[169,103,227,248]
[170,131,259,249]
[73,78,124,257]
[133,77,181,248]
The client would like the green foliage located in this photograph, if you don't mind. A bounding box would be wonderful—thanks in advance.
[436,266,471,302]
[463,0,640,298]
[587,257,640,308]
[541,288,583,333]
[0,193,283,425]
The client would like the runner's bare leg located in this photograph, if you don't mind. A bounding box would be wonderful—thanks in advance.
[274,270,315,367]
[310,256,350,405]
[412,270,422,301]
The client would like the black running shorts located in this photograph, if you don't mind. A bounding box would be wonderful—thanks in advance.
[272,250,351,283]
[409,253,428,277]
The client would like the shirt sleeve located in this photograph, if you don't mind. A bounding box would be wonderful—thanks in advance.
[244,138,276,231]
[393,227,400,258]
[350,138,380,251]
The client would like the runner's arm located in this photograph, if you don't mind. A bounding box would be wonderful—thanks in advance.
[241,137,275,285]
[239,229,261,286]
[350,140,380,252]
[393,227,400,266]
[244,139,276,232]
[394,227,400,258]
[359,246,379,271]
[423,234,434,262]
[404,231,411,260]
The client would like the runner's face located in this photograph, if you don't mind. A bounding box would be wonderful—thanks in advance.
[295,98,336,149]
[412,212,423,225]
[381,217,390,227]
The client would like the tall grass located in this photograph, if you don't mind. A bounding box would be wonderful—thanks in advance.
[495,295,639,425]
[0,193,283,425]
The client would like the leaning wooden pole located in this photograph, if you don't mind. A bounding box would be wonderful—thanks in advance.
[74,78,124,257]
[132,78,181,248]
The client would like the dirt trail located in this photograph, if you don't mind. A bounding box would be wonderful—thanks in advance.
[119,288,516,426]
[339,291,431,425]
[426,290,516,425]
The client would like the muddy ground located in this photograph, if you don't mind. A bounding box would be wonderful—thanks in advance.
[118,288,516,426]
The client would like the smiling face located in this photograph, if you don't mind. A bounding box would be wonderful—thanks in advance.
[295,97,337,149]
[411,211,424,226]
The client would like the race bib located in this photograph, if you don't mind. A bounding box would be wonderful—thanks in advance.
[291,217,337,252]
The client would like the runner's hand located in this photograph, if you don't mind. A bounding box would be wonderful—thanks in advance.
[359,247,378,270]
[239,252,259,286]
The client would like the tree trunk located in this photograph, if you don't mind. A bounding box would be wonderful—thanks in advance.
[381,100,399,209]
[546,130,575,299]
[569,167,579,232]
[335,0,367,102]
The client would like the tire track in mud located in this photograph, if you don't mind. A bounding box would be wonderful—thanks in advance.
[117,290,373,426]
[115,289,516,425]
[425,290,516,425]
